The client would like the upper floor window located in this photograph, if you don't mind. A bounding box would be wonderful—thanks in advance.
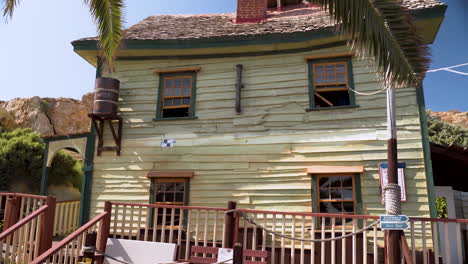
[307,57,355,109]
[155,68,199,120]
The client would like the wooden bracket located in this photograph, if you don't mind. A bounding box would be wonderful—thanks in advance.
[88,113,123,156]
[235,64,244,114]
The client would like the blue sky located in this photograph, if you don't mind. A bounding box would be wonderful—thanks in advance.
[0,0,466,111]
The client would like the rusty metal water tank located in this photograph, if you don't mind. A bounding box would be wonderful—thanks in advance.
[93,77,120,116]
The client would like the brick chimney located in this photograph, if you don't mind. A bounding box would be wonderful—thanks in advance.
[235,0,267,24]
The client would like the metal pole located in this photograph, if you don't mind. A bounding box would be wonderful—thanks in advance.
[386,87,401,264]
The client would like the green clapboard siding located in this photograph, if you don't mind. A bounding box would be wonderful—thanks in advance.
[89,45,431,220]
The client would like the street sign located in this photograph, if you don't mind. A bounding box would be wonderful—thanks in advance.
[380,222,409,230]
[380,215,409,222]
[380,215,409,230]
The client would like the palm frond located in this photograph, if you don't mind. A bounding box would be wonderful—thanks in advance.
[312,0,430,87]
[84,0,124,72]
[2,0,21,20]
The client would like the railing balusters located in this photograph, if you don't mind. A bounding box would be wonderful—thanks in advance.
[121,204,127,239]
[113,204,119,238]
[185,210,192,260]
[431,222,439,264]
[342,217,346,264]
[291,215,296,264]
[262,213,267,263]
[271,213,276,264]
[243,215,248,250]
[455,222,463,264]
[161,207,167,242]
[168,207,175,244]
[331,217,336,264]
[373,223,378,264]
[300,215,305,264]
[144,207,150,241]
[129,205,135,239]
[410,220,415,264]
[213,210,218,248]
[352,219,356,264]
[152,207,158,242]
[178,208,184,259]
[194,209,200,246]
[320,217,325,264]
[310,216,315,264]
[422,221,427,264]
[136,205,143,240]
[203,210,208,250]
[281,214,286,264]
[363,219,367,264]
[443,221,450,264]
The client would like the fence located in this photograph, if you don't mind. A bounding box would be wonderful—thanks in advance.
[53,200,80,236]
[31,201,468,264]
[0,196,55,263]
[31,201,111,264]
[0,192,48,226]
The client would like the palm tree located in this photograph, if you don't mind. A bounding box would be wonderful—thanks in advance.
[2,0,428,86]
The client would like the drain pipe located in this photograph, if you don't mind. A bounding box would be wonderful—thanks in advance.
[235,64,244,114]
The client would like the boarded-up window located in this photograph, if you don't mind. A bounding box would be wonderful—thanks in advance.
[308,57,355,109]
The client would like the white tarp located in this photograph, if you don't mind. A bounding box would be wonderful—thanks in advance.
[104,238,177,264]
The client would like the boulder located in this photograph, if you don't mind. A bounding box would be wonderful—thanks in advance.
[0,106,17,129]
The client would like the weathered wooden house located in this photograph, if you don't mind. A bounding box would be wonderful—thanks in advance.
[70,0,446,225]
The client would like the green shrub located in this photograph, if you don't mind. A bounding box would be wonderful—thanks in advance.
[0,128,82,192]
[436,197,448,218]
[427,111,468,147]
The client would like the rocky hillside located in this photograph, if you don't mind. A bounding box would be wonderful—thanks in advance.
[0,93,93,137]
[430,110,468,128]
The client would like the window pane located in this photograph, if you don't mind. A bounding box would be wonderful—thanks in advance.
[336,64,345,73]
[165,193,174,202]
[175,182,184,192]
[330,176,341,187]
[165,79,173,88]
[182,97,191,105]
[165,99,173,106]
[342,189,353,200]
[320,202,342,213]
[319,177,329,188]
[175,192,184,202]
[173,98,182,105]
[183,78,191,88]
[343,202,354,213]
[158,183,168,192]
[156,193,164,202]
[182,87,191,96]
[173,88,181,96]
[174,79,182,87]
[315,65,324,74]
[164,87,172,96]
[342,176,352,187]
[319,189,329,199]
[336,73,346,83]
[331,189,342,199]
[326,65,335,74]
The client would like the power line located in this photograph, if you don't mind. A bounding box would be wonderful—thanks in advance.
[427,62,468,75]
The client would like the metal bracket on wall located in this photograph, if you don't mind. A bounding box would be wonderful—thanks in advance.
[88,113,123,156]
[235,64,244,114]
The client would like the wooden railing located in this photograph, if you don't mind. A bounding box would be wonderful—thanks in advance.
[32,201,111,264]
[31,201,468,264]
[54,200,80,236]
[0,196,55,263]
[0,192,48,227]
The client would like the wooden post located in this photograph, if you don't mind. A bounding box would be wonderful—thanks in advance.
[39,196,56,255]
[233,243,243,264]
[400,233,413,264]
[81,232,97,264]
[96,201,112,264]
[385,87,401,264]
[224,201,237,248]
[4,196,20,230]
